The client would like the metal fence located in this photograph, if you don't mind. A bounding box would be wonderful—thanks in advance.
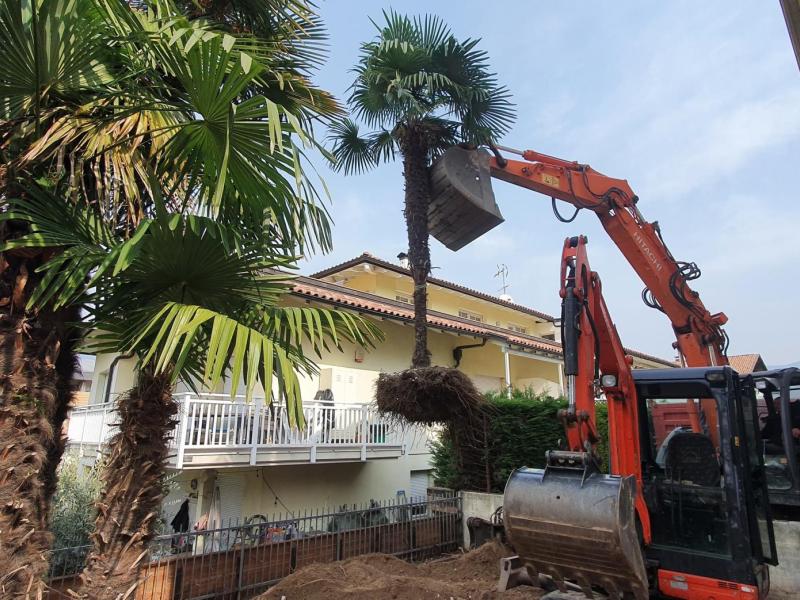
[47,494,461,600]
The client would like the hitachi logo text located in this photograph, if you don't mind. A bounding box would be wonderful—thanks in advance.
[633,231,663,272]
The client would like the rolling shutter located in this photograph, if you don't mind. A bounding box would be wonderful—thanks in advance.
[409,470,430,501]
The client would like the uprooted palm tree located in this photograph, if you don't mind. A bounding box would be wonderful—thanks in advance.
[329,12,514,422]
[0,0,349,596]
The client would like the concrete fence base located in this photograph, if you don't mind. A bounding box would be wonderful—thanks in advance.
[459,491,503,549]
[770,519,800,599]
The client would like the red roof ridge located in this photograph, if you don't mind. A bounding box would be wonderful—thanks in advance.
[310,253,556,322]
[290,275,676,368]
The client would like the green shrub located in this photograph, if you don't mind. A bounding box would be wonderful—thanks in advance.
[49,455,102,576]
[431,388,609,493]
[50,455,101,550]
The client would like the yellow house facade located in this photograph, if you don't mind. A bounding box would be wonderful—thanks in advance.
[68,252,674,531]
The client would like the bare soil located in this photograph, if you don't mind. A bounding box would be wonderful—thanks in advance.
[257,541,543,600]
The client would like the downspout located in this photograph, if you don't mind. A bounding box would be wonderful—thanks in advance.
[103,352,134,405]
[452,338,487,368]
[502,345,512,398]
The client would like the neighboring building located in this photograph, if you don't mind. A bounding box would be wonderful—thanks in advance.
[66,252,674,531]
[74,354,95,407]
[728,353,767,374]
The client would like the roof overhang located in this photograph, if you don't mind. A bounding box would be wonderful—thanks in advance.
[289,276,564,359]
[312,253,556,323]
[289,275,677,367]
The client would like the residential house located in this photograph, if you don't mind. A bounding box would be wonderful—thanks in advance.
[65,252,675,532]
[74,354,95,407]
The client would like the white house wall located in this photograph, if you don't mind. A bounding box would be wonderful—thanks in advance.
[159,450,433,528]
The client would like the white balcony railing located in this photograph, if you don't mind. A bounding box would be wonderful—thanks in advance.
[66,404,118,447]
[67,394,407,468]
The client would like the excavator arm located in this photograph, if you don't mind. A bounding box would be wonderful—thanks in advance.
[559,235,650,542]
[502,235,652,600]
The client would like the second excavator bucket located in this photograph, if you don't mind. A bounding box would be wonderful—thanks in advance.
[428,146,504,251]
[503,452,649,600]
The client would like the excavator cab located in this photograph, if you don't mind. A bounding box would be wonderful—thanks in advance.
[505,367,776,599]
[636,367,776,598]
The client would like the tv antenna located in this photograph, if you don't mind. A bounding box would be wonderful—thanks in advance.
[494,264,510,296]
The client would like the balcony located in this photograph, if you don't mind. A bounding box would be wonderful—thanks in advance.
[66,394,412,469]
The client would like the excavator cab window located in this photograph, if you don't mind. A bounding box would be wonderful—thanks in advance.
[639,394,731,557]
[754,370,800,500]
[737,376,778,565]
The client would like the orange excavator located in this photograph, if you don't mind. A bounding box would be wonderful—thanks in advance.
[502,235,775,599]
[431,144,800,514]
[429,149,778,598]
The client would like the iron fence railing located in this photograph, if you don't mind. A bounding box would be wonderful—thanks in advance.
[46,494,462,599]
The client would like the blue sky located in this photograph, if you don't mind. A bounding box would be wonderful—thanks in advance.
[300,1,800,366]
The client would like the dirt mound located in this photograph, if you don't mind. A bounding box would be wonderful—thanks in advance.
[258,541,542,600]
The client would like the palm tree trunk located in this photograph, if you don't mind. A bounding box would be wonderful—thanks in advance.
[78,367,176,600]
[400,133,432,369]
[0,241,79,599]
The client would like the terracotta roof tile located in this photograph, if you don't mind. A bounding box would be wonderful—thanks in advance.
[290,275,676,367]
[310,253,556,322]
[728,353,767,374]
[292,276,560,355]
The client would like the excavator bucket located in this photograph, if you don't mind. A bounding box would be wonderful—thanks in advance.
[428,146,504,251]
[503,453,649,600]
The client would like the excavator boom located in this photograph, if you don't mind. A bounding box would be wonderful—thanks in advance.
[429,145,728,369]
[429,145,728,437]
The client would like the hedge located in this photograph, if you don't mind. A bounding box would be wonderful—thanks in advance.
[431,389,609,493]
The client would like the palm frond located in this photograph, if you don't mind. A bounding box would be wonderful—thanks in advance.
[63,211,378,423]
[0,0,114,120]
[459,83,516,144]
[327,118,379,175]
[339,11,515,164]
[368,129,397,163]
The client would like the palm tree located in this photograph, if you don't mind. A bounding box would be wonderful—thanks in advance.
[329,11,514,368]
[7,199,380,597]
[0,0,117,594]
[1,0,370,596]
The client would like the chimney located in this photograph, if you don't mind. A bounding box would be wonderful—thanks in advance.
[397,251,410,270]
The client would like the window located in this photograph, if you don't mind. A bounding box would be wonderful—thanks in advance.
[458,309,484,323]
[508,323,527,334]
[395,294,412,304]
[542,333,556,341]
[95,370,108,404]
